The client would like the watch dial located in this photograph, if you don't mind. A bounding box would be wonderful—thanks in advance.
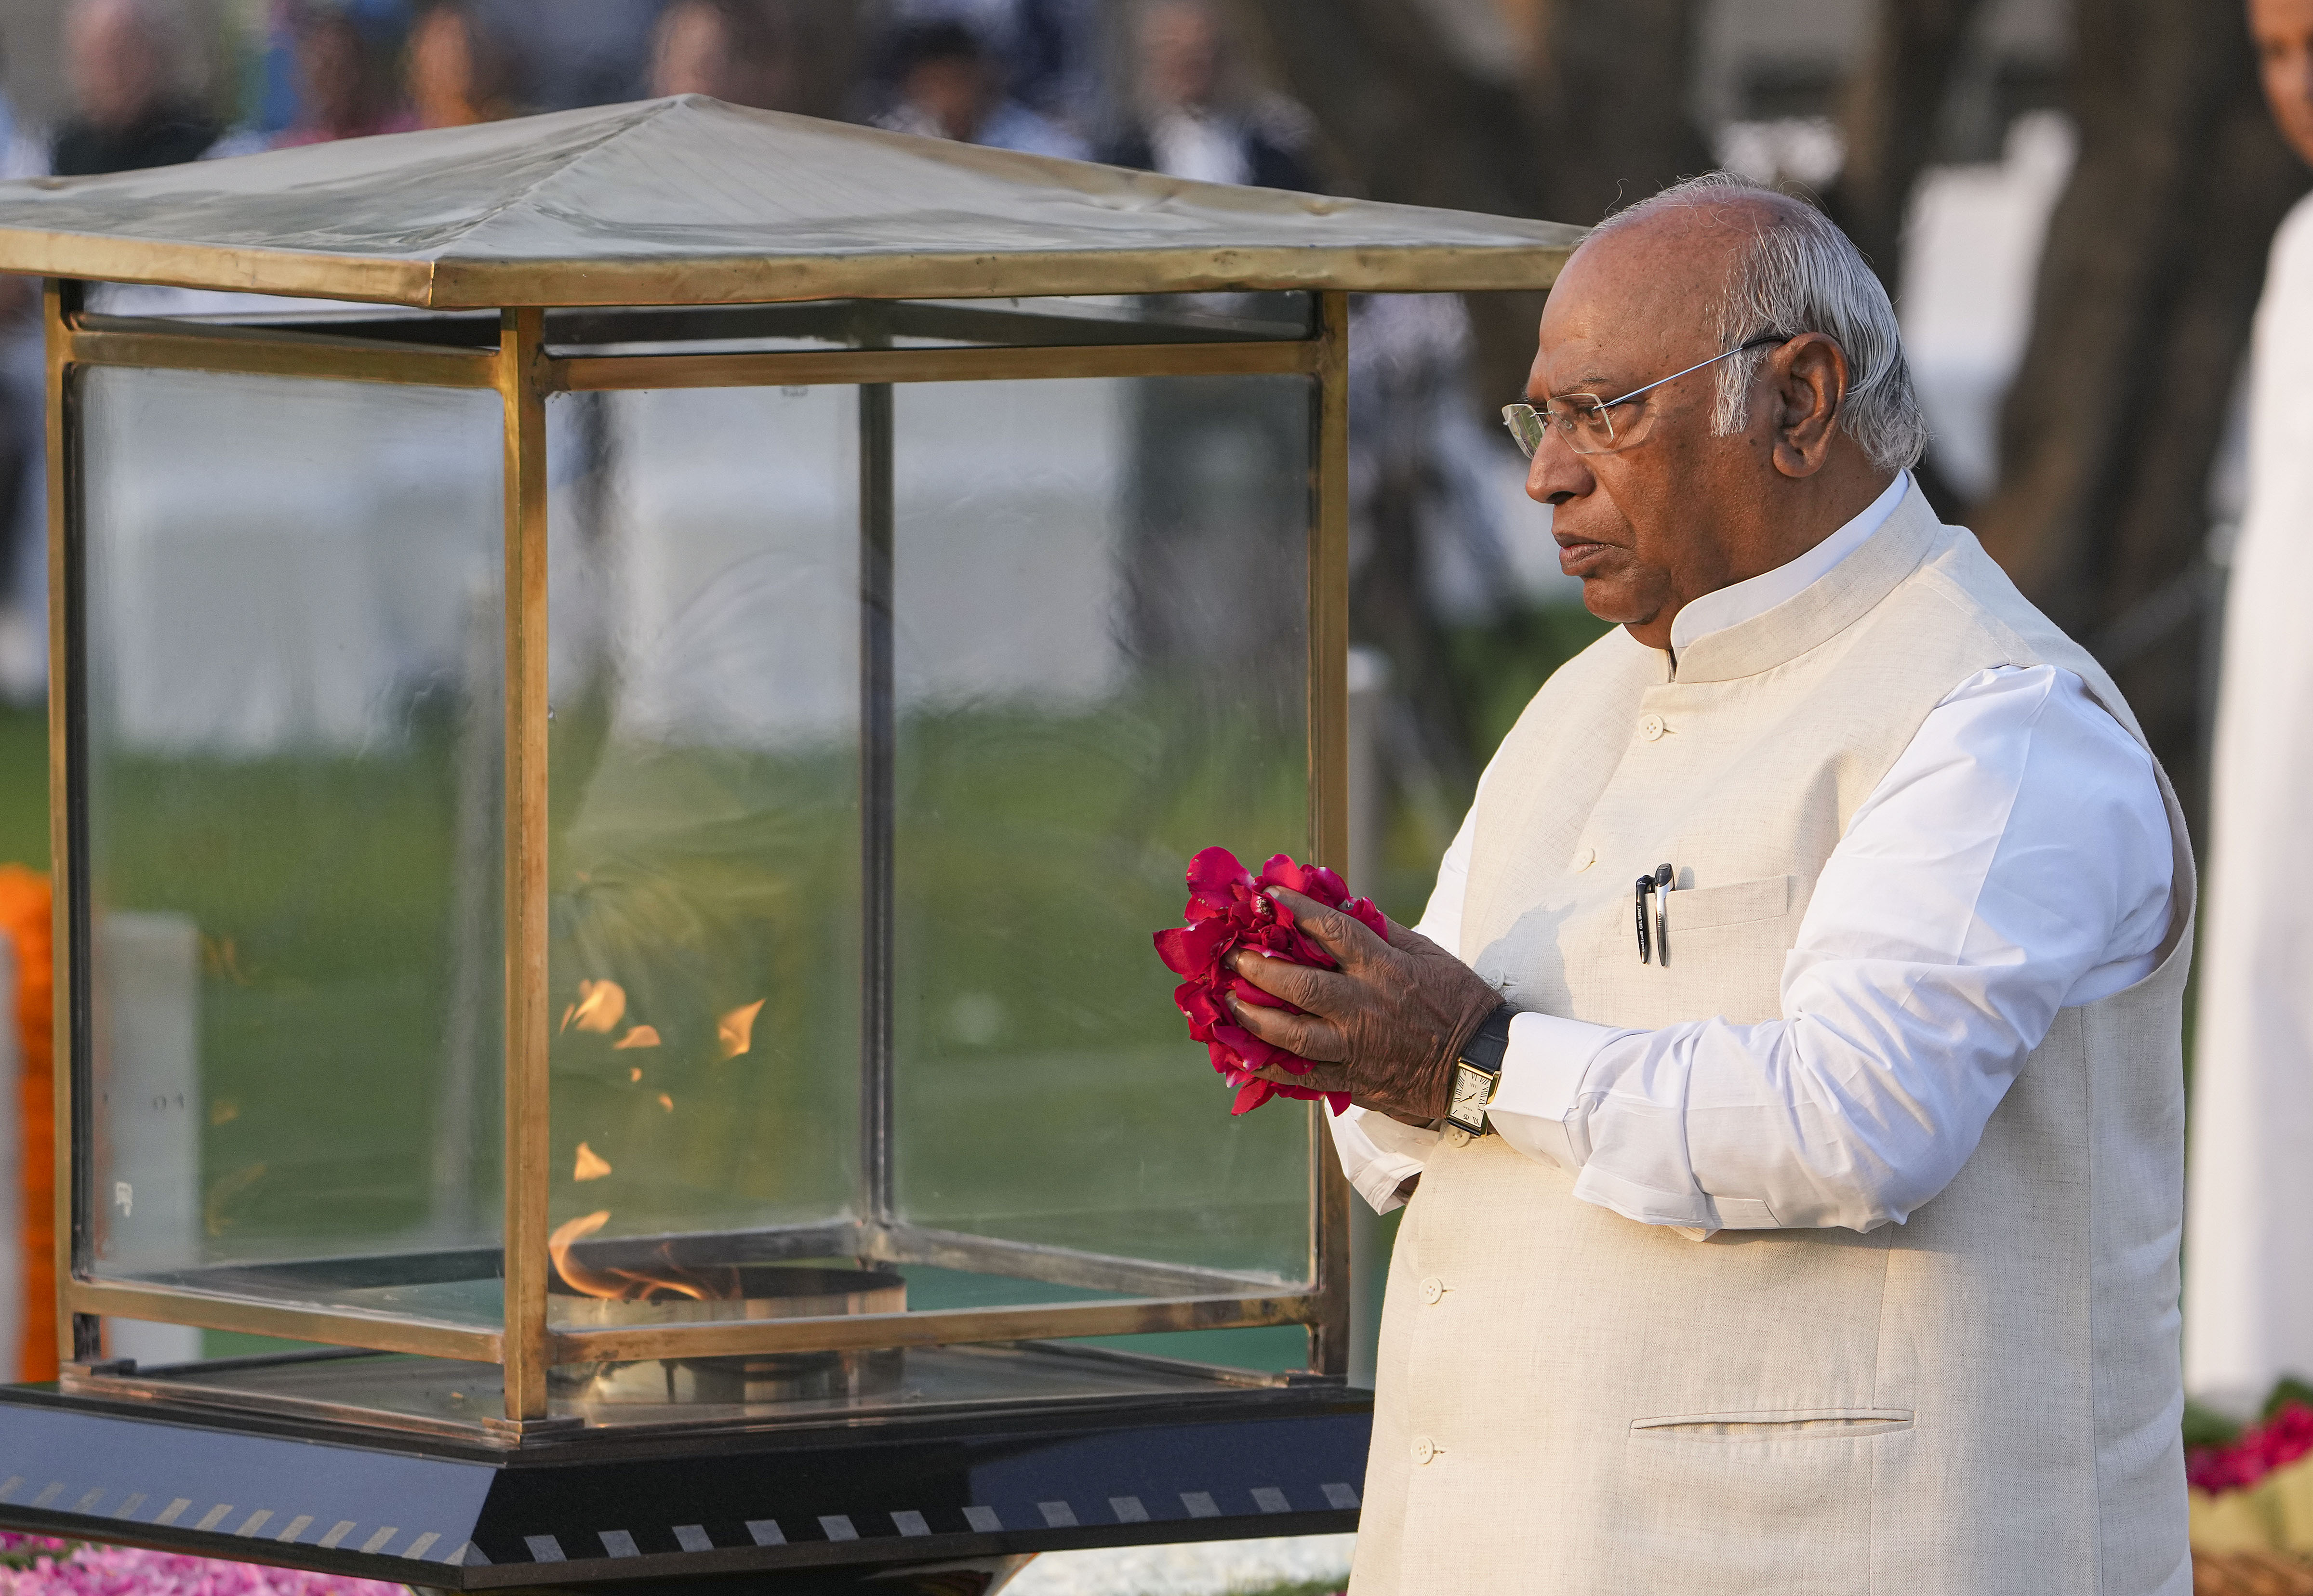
[1449,1064,1490,1126]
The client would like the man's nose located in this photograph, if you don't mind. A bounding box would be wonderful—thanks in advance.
[1525,427,1594,507]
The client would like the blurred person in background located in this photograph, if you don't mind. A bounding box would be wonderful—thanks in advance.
[874,19,1084,159]
[405,0,516,128]
[881,0,1094,137]
[275,2,411,146]
[0,35,42,184]
[490,0,657,111]
[1343,290,1525,811]
[52,0,219,175]
[2183,0,2313,1417]
[648,0,798,110]
[4,0,221,701]
[0,21,38,707]
[1100,0,1312,191]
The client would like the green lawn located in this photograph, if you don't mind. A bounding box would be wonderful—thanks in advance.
[56,678,1317,1365]
[0,602,1603,1379]
[0,705,45,869]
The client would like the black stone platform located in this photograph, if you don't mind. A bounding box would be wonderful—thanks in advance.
[0,1370,1371,1592]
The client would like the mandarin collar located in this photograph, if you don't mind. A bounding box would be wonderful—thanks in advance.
[1662,484,1945,684]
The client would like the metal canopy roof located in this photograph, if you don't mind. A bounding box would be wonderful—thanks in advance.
[0,95,1583,309]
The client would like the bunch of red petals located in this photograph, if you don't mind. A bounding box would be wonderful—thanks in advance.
[1153,847,1387,1116]
[2187,1401,2313,1495]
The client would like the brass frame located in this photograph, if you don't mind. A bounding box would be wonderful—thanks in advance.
[498,308,554,1418]
[1306,292,1353,1376]
[46,289,1358,1425]
[45,280,79,1371]
[0,235,1579,313]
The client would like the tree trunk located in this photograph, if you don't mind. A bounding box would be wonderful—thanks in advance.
[1231,0,1710,407]
[1827,0,1994,519]
[1970,0,2307,830]
[1832,0,1995,291]
[1517,0,1714,227]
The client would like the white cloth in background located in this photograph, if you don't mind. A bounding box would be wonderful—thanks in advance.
[876,99,1088,161]
[1148,109,1250,186]
[2185,191,2313,1406]
[1329,479,2175,1233]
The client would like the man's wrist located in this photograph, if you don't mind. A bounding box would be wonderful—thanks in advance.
[1443,1001,1515,1134]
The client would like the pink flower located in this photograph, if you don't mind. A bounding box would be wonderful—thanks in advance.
[1153,847,1387,1115]
[0,1542,407,1596]
[2186,1400,2313,1494]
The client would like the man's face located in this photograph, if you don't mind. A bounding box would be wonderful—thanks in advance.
[651,3,731,99]
[1143,4,1221,109]
[1522,216,1759,637]
[2252,0,2313,165]
[297,18,366,127]
[903,56,992,143]
[66,0,162,132]
[409,9,478,125]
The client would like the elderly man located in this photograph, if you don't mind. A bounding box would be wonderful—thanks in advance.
[1227,174,2191,1593]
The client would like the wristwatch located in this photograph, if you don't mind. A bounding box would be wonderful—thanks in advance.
[1443,1002,1516,1135]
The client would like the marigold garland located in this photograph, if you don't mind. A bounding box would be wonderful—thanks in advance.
[0,868,49,1383]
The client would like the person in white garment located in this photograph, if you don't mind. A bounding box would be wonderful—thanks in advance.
[1224,173,2192,1593]
[2182,0,2313,1415]
[1098,0,1315,193]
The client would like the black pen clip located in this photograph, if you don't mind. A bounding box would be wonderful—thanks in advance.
[1634,873,1655,964]
[1652,863,1674,966]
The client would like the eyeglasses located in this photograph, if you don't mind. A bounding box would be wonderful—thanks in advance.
[1501,333,1790,458]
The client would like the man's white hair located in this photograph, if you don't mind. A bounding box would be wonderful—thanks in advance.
[1591,171,1930,473]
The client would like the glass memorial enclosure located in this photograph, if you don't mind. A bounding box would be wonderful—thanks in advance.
[0,96,1578,1437]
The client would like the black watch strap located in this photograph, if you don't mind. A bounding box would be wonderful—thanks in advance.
[1444,1001,1515,1134]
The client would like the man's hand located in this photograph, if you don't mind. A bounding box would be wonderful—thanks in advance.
[1226,887,1504,1123]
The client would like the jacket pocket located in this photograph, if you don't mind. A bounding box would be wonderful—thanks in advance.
[1607,1406,1906,1594]
[1661,873,1794,933]
[1631,1406,1914,1439]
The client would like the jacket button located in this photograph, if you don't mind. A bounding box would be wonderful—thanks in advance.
[1444,1126,1472,1148]
[1639,713,1666,741]
[1573,845,1596,871]
[1419,1276,1445,1305]
[1412,1436,1439,1465]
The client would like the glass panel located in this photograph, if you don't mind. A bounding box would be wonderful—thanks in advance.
[891,374,1315,1299]
[544,385,861,1327]
[78,367,505,1329]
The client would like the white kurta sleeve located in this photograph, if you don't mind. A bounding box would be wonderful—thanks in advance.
[1484,664,2175,1235]
[1324,794,1479,1213]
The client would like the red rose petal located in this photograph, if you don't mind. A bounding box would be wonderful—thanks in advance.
[1186,846,1253,902]
[1226,975,1294,1010]
[1179,982,1224,1018]
[1158,849,1378,1114]
[1152,926,1201,976]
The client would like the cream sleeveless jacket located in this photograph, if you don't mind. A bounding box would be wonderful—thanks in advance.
[1351,488,2195,1596]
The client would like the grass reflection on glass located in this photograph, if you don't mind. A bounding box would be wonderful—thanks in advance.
[78,679,1316,1326]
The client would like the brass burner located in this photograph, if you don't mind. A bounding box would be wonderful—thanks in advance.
[550,1265,905,1405]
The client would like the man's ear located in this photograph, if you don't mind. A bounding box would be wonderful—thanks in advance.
[1769,333,1849,480]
